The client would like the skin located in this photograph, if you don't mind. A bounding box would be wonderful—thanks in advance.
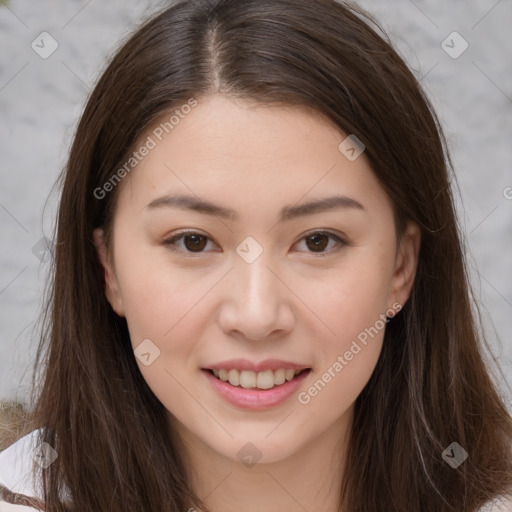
[94,95,420,512]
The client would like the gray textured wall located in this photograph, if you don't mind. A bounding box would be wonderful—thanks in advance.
[0,0,511,404]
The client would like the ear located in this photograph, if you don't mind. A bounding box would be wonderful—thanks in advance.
[93,228,125,317]
[387,220,421,311]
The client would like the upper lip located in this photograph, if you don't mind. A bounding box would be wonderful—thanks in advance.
[203,359,311,372]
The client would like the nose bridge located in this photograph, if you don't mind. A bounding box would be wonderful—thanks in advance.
[218,247,294,339]
[233,251,281,316]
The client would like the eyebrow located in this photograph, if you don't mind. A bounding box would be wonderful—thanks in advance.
[145,193,365,222]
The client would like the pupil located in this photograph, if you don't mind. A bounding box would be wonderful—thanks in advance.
[307,234,328,252]
[185,234,207,252]
[182,234,329,252]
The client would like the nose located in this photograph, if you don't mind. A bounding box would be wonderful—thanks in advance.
[217,254,295,341]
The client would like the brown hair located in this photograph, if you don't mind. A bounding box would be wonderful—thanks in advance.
[18,0,512,510]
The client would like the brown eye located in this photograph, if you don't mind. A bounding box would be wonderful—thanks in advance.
[294,231,346,256]
[163,231,217,254]
[183,234,208,252]
[305,233,329,252]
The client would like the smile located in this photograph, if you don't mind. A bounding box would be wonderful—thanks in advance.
[202,367,312,410]
[208,368,311,390]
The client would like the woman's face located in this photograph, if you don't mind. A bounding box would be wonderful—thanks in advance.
[94,95,419,465]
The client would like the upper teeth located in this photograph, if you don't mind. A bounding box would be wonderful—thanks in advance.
[212,369,303,389]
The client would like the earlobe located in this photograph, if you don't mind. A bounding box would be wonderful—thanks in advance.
[388,221,421,310]
[93,228,125,317]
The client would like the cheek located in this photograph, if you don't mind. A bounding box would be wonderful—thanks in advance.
[297,272,389,414]
[298,251,394,349]
[294,247,393,409]
[114,244,214,345]
[115,253,216,414]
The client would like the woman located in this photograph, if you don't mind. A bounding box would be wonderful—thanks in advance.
[1,0,511,510]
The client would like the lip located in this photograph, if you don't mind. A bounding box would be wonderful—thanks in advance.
[203,358,310,372]
[202,368,311,411]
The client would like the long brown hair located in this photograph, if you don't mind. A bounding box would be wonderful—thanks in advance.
[20,0,512,510]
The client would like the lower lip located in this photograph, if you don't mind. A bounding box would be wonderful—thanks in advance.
[202,369,311,411]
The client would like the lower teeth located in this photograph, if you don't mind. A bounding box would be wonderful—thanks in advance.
[227,381,283,390]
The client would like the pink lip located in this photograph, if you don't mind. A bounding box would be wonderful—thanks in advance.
[202,368,311,411]
[204,358,310,372]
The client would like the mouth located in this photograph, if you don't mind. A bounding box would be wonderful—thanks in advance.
[203,368,312,390]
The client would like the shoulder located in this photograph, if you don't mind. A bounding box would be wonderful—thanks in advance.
[479,496,512,512]
[0,429,45,511]
[0,503,41,512]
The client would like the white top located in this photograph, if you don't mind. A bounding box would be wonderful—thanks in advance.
[0,430,43,511]
[1,430,511,511]
[0,504,38,512]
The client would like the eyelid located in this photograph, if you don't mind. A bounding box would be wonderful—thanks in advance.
[162,229,348,256]
[293,229,347,257]
[163,229,220,255]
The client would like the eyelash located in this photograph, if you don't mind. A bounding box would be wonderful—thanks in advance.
[162,230,347,257]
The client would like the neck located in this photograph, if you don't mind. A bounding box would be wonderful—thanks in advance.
[174,407,353,512]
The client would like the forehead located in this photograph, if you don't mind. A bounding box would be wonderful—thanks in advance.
[116,95,390,218]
